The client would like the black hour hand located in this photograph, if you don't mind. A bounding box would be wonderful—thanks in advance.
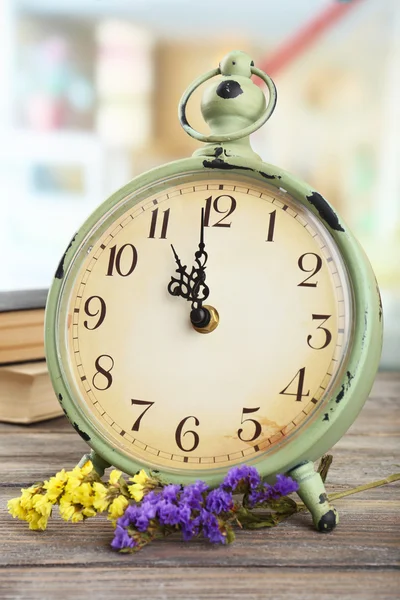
[167,245,191,299]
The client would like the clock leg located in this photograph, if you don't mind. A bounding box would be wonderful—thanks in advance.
[77,451,111,477]
[288,461,338,532]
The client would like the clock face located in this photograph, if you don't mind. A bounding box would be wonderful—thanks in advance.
[59,174,352,474]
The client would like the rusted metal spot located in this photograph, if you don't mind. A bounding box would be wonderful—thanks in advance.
[55,233,77,279]
[306,191,344,232]
[216,80,243,99]
[336,370,354,404]
[73,422,90,441]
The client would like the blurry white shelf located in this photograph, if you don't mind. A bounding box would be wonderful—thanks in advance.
[0,129,101,159]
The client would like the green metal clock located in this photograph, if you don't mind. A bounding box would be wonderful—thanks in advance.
[45,51,383,532]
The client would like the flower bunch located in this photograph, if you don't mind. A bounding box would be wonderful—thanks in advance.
[7,461,158,531]
[112,465,299,552]
[8,462,299,552]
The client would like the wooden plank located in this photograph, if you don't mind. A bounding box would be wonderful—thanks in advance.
[0,567,398,600]
[1,489,399,568]
[0,415,71,433]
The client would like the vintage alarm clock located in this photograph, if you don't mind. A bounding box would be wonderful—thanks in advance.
[45,51,383,532]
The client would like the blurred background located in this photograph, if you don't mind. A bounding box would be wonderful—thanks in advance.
[0,0,398,368]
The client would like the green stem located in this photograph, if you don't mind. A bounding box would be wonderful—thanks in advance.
[296,473,400,511]
[328,473,400,502]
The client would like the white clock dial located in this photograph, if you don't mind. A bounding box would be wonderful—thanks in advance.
[61,176,352,472]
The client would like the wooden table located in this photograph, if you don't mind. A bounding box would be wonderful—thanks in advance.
[1,373,399,599]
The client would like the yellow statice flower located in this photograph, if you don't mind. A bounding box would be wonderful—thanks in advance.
[65,462,94,495]
[128,484,145,502]
[128,469,155,502]
[82,506,97,518]
[92,482,110,512]
[71,481,94,508]
[26,509,49,531]
[9,488,52,531]
[31,493,52,518]
[76,460,93,477]
[43,469,68,502]
[59,493,75,521]
[8,460,141,530]
[133,470,150,487]
[19,485,41,510]
[108,469,122,486]
[8,497,28,520]
[108,495,129,520]
[70,510,85,523]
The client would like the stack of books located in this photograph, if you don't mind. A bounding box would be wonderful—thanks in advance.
[0,290,63,423]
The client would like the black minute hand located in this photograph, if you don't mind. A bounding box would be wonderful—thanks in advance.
[189,208,210,327]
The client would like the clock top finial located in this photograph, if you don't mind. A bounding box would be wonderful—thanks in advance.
[178,50,277,160]
[219,50,254,78]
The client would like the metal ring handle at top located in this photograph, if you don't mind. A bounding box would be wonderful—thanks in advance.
[178,66,277,144]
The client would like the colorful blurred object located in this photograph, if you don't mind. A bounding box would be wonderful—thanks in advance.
[16,21,95,130]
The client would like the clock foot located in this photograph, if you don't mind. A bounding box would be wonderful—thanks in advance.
[288,461,339,533]
[77,451,111,477]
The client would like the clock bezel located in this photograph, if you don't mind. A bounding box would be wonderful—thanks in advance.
[45,155,383,486]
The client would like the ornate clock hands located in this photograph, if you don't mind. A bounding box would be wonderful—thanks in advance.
[168,208,218,332]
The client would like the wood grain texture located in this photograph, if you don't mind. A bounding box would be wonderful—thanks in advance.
[0,372,399,599]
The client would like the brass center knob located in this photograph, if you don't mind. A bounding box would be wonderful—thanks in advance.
[191,305,219,334]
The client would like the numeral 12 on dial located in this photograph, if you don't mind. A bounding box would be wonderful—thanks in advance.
[204,195,236,227]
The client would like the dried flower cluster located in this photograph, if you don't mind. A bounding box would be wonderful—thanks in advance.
[112,466,298,552]
[8,461,299,552]
[7,461,158,531]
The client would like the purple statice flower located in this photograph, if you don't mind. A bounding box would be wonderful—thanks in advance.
[134,511,150,532]
[141,490,160,505]
[272,474,299,497]
[177,503,191,526]
[111,467,298,552]
[247,474,299,507]
[248,484,271,507]
[180,514,201,541]
[117,504,139,527]
[199,509,226,544]
[111,524,136,550]
[134,497,159,531]
[205,488,233,515]
[141,500,158,520]
[161,484,181,503]
[180,480,209,511]
[222,465,261,492]
[157,500,181,526]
